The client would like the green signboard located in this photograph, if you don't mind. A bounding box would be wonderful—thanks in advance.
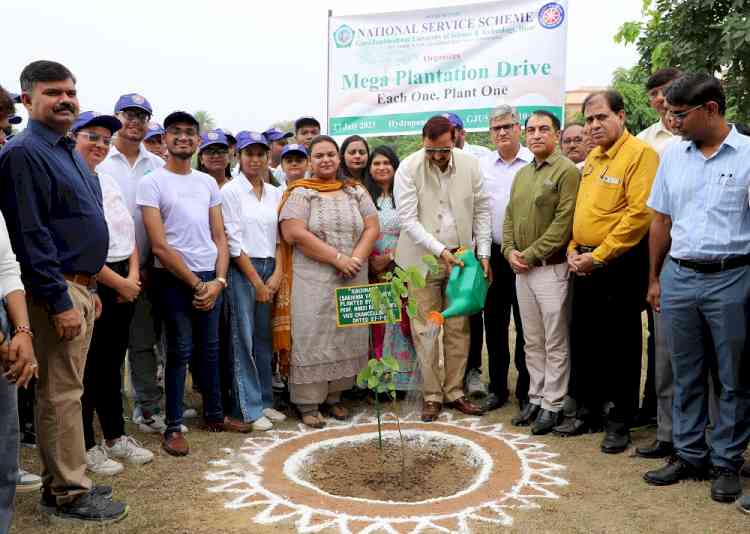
[335,283,401,327]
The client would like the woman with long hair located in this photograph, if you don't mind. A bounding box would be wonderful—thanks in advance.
[338,135,370,181]
[277,135,379,427]
[364,145,419,392]
[197,129,232,188]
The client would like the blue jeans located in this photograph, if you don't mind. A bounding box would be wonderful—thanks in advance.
[156,270,223,432]
[661,259,750,471]
[228,259,274,422]
[0,304,17,534]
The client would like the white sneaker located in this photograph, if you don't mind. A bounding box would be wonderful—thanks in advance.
[263,408,286,422]
[137,413,167,434]
[16,469,42,493]
[183,408,198,419]
[252,416,273,431]
[103,436,154,465]
[86,445,124,476]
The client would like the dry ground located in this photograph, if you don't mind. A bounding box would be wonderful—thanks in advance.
[10,316,750,534]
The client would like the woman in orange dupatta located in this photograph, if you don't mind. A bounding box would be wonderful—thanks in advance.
[274,135,379,428]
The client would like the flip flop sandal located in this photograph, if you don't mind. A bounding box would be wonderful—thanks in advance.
[302,412,326,429]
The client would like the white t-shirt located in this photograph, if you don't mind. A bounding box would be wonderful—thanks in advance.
[98,172,136,263]
[221,175,283,259]
[136,168,221,272]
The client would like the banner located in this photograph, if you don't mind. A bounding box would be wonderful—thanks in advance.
[327,0,568,136]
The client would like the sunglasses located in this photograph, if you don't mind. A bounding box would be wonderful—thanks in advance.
[425,147,452,154]
[203,147,228,156]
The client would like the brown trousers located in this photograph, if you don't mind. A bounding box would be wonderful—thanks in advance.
[29,282,95,505]
[410,264,470,404]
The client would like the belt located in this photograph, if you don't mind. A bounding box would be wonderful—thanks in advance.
[63,273,97,289]
[670,255,750,274]
[540,255,566,266]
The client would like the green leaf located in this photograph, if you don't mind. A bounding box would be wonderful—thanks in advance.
[376,383,387,394]
[394,266,407,280]
[383,272,393,281]
[407,298,418,318]
[393,278,407,298]
[382,355,400,371]
[421,254,438,268]
[388,382,396,392]
[367,375,379,389]
[408,268,426,289]
[356,368,369,387]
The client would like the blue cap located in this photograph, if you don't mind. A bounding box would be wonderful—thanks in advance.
[441,112,464,129]
[294,116,320,131]
[263,128,293,143]
[8,115,22,125]
[71,111,123,134]
[144,122,164,141]
[217,128,236,144]
[8,92,21,104]
[199,129,229,151]
[114,93,153,115]
[280,143,308,159]
[236,130,269,151]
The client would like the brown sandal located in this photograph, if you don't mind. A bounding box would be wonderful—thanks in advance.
[302,412,326,429]
[324,402,349,421]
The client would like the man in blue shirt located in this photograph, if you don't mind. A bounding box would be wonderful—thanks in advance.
[0,60,127,524]
[643,73,750,506]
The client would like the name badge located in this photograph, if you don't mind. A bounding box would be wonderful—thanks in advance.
[600,175,622,185]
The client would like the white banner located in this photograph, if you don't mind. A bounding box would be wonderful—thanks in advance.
[327,0,568,136]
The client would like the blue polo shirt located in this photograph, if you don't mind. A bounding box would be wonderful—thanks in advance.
[0,119,109,313]
[648,126,750,261]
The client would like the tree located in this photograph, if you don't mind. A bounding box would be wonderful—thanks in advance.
[193,110,216,133]
[611,66,659,134]
[615,0,750,124]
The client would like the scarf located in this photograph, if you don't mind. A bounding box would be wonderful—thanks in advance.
[271,178,350,376]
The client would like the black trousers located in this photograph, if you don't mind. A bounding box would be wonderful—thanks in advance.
[82,260,135,450]
[569,239,648,427]
[467,243,528,402]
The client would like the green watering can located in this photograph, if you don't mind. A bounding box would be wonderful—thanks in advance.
[427,248,489,326]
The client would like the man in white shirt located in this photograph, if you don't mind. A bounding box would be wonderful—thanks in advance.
[97,93,166,434]
[470,105,533,412]
[394,115,491,422]
[637,68,682,155]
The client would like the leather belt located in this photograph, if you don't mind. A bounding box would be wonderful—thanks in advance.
[63,273,97,289]
[670,255,750,274]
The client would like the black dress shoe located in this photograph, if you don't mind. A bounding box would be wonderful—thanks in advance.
[635,440,674,459]
[482,393,507,412]
[531,409,560,435]
[711,467,742,503]
[601,430,631,454]
[511,402,540,427]
[644,456,709,486]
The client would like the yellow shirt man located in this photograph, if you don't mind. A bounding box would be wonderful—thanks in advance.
[568,129,659,263]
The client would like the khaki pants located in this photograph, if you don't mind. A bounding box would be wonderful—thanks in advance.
[291,377,353,415]
[29,282,95,505]
[516,263,571,412]
[410,264,469,404]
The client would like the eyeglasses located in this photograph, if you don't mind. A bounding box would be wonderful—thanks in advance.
[76,131,112,146]
[562,136,584,145]
[667,104,703,122]
[166,126,198,138]
[425,147,452,154]
[490,122,517,134]
[120,109,150,124]
[203,147,228,157]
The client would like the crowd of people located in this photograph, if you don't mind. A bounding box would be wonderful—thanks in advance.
[0,58,748,529]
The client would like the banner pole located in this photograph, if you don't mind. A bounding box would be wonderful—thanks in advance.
[325,9,332,135]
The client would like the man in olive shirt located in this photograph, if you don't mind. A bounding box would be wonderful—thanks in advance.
[557,90,659,455]
[502,111,580,435]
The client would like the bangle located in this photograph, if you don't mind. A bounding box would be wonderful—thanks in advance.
[13,325,33,339]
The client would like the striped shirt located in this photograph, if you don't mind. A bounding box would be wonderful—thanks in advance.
[647,126,750,260]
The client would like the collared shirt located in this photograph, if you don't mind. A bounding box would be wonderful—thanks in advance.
[502,151,580,265]
[99,172,136,263]
[647,126,750,260]
[0,119,108,313]
[637,119,679,156]
[462,142,492,160]
[221,174,283,259]
[480,146,534,244]
[97,142,164,265]
[569,130,659,263]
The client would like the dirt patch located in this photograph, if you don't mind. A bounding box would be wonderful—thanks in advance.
[301,433,480,502]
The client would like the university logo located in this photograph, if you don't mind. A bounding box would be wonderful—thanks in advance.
[333,24,355,48]
[538,2,565,29]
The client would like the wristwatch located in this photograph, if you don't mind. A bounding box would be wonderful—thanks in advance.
[215,277,228,289]
[478,255,490,260]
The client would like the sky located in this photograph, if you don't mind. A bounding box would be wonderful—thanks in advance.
[2,0,643,133]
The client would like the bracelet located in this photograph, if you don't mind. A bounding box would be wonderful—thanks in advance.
[13,325,34,339]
